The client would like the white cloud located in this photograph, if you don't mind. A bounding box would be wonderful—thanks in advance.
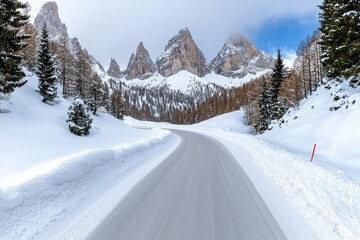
[282,49,297,68]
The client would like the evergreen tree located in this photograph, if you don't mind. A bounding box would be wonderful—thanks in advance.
[0,0,29,99]
[256,80,272,133]
[319,0,360,84]
[67,98,92,136]
[36,24,57,103]
[269,49,288,120]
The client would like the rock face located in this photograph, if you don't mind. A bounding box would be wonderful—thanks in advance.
[35,2,106,74]
[156,28,208,77]
[34,2,67,39]
[125,42,156,80]
[107,58,122,78]
[210,34,274,78]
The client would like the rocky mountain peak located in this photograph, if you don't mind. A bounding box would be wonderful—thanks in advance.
[210,34,274,78]
[126,42,156,80]
[137,42,145,51]
[107,58,122,79]
[34,1,67,40]
[156,28,208,77]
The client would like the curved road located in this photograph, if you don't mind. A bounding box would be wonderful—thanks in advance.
[87,130,286,240]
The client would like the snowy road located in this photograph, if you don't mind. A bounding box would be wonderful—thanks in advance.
[87,130,286,240]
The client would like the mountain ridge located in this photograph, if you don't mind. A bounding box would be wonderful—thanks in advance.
[34,2,273,84]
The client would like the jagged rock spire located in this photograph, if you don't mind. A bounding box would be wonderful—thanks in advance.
[156,28,208,77]
[34,2,67,40]
[126,42,156,80]
[107,58,122,78]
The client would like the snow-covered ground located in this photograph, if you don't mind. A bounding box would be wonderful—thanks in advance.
[0,71,160,185]
[0,71,179,239]
[263,80,360,179]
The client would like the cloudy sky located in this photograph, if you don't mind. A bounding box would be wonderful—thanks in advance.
[24,0,322,69]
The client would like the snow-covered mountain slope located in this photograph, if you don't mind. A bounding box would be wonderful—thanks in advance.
[120,70,218,94]
[0,70,172,185]
[262,79,360,178]
[105,69,267,93]
[202,70,270,88]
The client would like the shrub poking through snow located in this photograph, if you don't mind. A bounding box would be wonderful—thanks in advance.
[67,98,92,136]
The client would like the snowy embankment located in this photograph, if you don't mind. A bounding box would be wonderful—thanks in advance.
[263,80,360,178]
[200,129,360,240]
[0,71,180,239]
[0,129,178,240]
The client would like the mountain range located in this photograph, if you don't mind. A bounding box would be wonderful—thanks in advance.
[34,1,274,84]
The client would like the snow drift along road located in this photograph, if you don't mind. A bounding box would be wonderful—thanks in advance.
[0,129,179,240]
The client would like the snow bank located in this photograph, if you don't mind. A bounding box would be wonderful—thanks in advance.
[0,128,179,239]
[196,129,360,239]
[0,70,182,239]
[263,80,360,179]
[0,71,149,184]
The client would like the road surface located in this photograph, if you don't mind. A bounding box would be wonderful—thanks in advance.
[87,130,286,240]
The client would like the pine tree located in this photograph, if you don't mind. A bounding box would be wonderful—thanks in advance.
[0,0,29,100]
[319,0,360,83]
[256,80,272,133]
[67,98,92,136]
[36,24,57,103]
[269,49,288,120]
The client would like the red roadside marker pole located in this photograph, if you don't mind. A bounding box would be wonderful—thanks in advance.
[311,144,317,162]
